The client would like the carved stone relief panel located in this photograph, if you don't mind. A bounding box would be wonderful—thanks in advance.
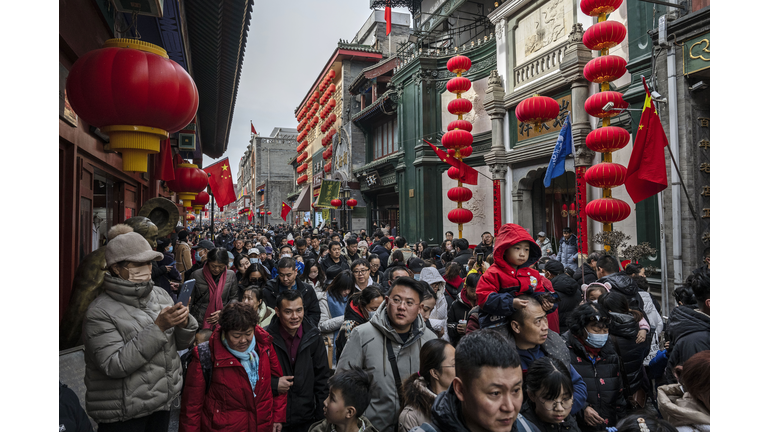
[514,0,574,67]
[440,77,491,134]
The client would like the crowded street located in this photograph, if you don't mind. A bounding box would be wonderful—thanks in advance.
[49,0,718,431]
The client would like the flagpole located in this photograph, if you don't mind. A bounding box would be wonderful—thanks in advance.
[657,191,670,316]
[209,181,215,243]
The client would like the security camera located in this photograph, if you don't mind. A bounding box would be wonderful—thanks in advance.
[603,101,615,111]
[689,81,708,92]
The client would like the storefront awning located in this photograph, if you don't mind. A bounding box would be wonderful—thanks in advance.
[292,185,311,212]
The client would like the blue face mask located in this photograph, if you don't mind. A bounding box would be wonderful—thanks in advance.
[413,274,420,281]
[585,331,609,348]
[196,251,203,261]
[250,258,260,264]
[168,246,173,253]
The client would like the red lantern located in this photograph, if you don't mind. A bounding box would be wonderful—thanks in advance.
[328,99,336,108]
[585,162,627,189]
[586,197,631,223]
[324,162,332,173]
[346,198,358,210]
[460,146,473,158]
[447,149,456,157]
[297,152,308,164]
[446,77,472,94]
[267,211,272,215]
[297,163,308,173]
[447,166,460,180]
[586,126,630,153]
[580,0,623,16]
[192,191,210,214]
[447,119,473,133]
[583,55,627,83]
[186,213,196,221]
[447,55,472,75]
[331,199,342,208]
[323,148,332,160]
[448,208,473,224]
[583,21,627,51]
[569,203,577,216]
[515,95,560,131]
[166,163,208,208]
[328,70,336,79]
[441,129,473,150]
[65,39,199,172]
[447,187,473,202]
[328,84,336,93]
[561,204,569,218]
[297,174,308,185]
[585,91,628,118]
[447,98,473,116]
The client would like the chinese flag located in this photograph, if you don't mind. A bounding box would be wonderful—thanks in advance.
[385,1,392,35]
[281,201,291,221]
[204,158,237,207]
[424,140,479,185]
[154,139,175,181]
[625,79,669,203]
[251,121,257,135]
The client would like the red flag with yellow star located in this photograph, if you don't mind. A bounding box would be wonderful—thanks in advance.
[625,78,669,203]
[281,201,291,221]
[203,158,237,207]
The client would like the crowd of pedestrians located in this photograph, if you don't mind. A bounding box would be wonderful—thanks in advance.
[68,220,710,432]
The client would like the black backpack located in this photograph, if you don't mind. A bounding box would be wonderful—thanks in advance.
[181,341,213,393]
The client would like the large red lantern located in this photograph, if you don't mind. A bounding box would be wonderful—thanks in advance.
[65,39,199,172]
[586,127,630,153]
[580,0,623,16]
[441,129,473,150]
[515,95,560,132]
[267,211,272,215]
[192,190,210,214]
[583,21,627,51]
[447,119,473,133]
[448,208,473,224]
[460,146,473,158]
[346,198,357,210]
[186,213,196,221]
[166,163,208,208]
[585,198,631,223]
[447,167,461,180]
[583,55,627,83]
[447,98,473,116]
[447,55,472,75]
[585,163,627,189]
[331,199,342,209]
[446,77,472,94]
[447,187,473,202]
[585,91,628,118]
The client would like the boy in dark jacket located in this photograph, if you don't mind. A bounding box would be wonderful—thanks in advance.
[308,367,379,432]
[475,223,555,329]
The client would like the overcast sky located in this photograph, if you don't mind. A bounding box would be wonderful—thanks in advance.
[202,2,410,179]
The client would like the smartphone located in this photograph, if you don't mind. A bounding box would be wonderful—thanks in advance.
[476,253,484,264]
[177,279,196,307]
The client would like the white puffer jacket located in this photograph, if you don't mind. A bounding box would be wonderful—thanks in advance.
[82,274,198,423]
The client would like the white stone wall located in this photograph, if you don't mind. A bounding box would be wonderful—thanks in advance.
[441,77,492,134]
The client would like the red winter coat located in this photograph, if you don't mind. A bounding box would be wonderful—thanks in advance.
[475,224,553,328]
[180,326,287,432]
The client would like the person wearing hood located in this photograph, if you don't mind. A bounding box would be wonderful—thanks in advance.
[535,232,553,258]
[419,266,450,342]
[446,273,479,346]
[398,340,455,432]
[475,223,556,329]
[657,351,710,431]
[555,228,578,272]
[82,224,198,430]
[335,277,436,432]
[408,329,540,432]
[544,260,582,333]
[664,269,709,384]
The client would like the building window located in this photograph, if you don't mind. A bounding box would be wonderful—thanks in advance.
[373,118,398,160]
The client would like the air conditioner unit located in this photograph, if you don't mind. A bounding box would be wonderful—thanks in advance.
[111,0,165,18]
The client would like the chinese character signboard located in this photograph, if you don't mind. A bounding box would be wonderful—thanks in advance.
[684,32,710,76]
[316,179,341,208]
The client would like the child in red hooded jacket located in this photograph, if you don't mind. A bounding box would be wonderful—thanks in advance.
[475,223,556,328]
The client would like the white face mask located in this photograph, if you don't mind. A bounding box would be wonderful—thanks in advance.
[125,264,152,283]
[281,253,291,259]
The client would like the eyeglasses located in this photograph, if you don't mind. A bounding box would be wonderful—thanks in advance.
[389,297,417,308]
[353,269,370,275]
[538,397,573,411]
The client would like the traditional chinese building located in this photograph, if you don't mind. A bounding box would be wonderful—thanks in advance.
[250,127,299,226]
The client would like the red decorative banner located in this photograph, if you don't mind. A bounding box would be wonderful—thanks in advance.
[493,179,502,236]
[575,166,589,254]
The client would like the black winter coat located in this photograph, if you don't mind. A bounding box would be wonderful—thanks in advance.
[262,278,322,328]
[608,312,649,396]
[446,295,473,346]
[370,245,391,271]
[520,401,580,432]
[551,274,582,331]
[664,305,709,383]
[564,331,626,431]
[573,264,597,286]
[319,254,350,276]
[443,280,462,310]
[450,249,473,268]
[598,273,646,315]
[267,320,331,427]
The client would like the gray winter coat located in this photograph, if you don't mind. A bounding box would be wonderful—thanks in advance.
[82,274,198,423]
[556,236,579,272]
[336,302,437,432]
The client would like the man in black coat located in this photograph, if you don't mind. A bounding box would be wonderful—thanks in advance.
[370,237,392,272]
[596,255,646,314]
[214,227,234,251]
[319,241,350,275]
[450,238,473,269]
[544,260,582,332]
[268,289,330,432]
[263,257,321,328]
[665,269,710,383]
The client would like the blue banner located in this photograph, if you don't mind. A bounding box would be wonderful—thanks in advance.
[543,114,573,188]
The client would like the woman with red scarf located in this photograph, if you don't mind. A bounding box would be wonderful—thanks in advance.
[333,285,384,361]
[189,247,239,330]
